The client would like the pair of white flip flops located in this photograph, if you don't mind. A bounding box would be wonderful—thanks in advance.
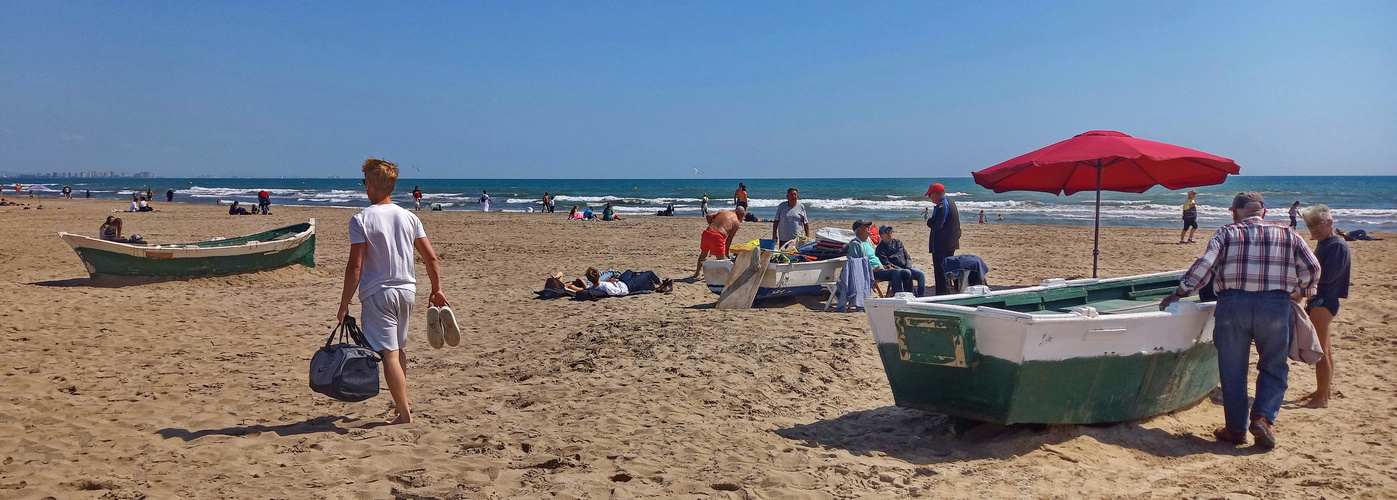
[425,306,461,349]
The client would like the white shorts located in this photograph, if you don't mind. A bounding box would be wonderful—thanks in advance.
[360,288,415,352]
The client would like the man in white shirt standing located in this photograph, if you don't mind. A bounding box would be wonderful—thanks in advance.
[479,190,491,212]
[337,158,453,425]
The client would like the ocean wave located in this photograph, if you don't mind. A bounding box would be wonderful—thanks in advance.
[179,186,316,198]
[545,195,704,204]
[1330,208,1397,218]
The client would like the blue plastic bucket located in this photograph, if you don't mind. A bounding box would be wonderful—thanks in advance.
[758,238,778,251]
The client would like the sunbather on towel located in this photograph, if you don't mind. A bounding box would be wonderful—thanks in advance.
[573,269,672,300]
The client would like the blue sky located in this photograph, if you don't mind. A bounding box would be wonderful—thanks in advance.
[1,1,1393,178]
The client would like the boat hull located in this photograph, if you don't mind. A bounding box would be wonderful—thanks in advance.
[59,221,316,277]
[703,257,845,300]
[864,271,1218,425]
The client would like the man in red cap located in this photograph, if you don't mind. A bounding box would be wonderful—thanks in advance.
[924,182,961,295]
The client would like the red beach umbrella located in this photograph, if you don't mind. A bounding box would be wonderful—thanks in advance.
[972,130,1240,277]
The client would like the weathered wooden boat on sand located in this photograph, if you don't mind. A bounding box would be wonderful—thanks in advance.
[703,256,847,301]
[864,270,1217,425]
[59,220,316,278]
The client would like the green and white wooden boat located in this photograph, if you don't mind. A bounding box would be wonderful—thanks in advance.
[864,270,1217,425]
[59,220,316,277]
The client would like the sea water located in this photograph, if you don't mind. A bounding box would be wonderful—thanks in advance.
[9,176,1395,232]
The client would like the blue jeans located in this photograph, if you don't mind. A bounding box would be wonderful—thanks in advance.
[1213,289,1293,432]
[619,270,660,292]
[873,268,913,294]
[906,268,927,296]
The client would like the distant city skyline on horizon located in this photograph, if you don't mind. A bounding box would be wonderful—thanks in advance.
[3,3,1393,179]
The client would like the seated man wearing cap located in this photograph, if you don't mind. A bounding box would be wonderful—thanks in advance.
[1159,191,1321,449]
[925,182,961,295]
[850,220,913,296]
[875,225,926,296]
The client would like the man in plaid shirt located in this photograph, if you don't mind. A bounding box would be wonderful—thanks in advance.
[1160,191,1320,449]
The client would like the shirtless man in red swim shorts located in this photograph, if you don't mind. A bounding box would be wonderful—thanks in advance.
[693,206,745,280]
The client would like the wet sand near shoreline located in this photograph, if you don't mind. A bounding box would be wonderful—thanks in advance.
[2,198,1395,499]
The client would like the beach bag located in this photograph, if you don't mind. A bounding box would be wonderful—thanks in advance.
[309,316,381,402]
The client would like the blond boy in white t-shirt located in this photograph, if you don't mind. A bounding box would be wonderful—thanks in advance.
[336,158,452,425]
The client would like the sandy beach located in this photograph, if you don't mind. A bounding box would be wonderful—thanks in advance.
[2,198,1394,499]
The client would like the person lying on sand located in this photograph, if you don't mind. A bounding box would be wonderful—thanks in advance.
[573,269,672,300]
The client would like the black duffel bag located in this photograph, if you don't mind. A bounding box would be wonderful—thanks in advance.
[309,316,381,402]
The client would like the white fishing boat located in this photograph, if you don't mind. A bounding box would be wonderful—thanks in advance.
[703,256,847,301]
[864,270,1218,424]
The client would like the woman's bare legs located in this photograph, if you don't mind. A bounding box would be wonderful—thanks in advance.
[1304,307,1335,408]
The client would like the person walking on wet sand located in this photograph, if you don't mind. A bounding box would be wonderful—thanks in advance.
[1159,191,1320,448]
[1181,189,1200,243]
[479,190,491,212]
[733,183,748,209]
[166,188,174,203]
[693,206,745,280]
[337,158,453,425]
[412,186,423,211]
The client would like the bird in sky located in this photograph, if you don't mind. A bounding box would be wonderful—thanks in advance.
[693,166,702,175]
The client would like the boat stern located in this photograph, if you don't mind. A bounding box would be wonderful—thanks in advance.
[865,286,1219,425]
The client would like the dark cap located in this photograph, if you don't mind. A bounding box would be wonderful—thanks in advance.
[878,225,893,234]
[851,220,872,230]
[1231,191,1265,210]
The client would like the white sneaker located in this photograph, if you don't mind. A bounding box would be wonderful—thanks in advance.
[426,306,444,349]
[439,306,460,347]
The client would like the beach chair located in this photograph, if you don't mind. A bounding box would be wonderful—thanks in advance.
[943,255,989,295]
[824,257,875,312]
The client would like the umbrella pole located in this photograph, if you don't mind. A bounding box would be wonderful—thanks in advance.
[1092,165,1102,278]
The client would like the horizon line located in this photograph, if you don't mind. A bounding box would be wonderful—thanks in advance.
[3,174,1393,181]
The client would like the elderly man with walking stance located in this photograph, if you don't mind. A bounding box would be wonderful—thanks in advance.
[1159,191,1320,448]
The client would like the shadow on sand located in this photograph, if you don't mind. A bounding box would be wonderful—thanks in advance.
[156,416,386,441]
[683,290,834,311]
[775,404,1272,464]
[31,275,192,288]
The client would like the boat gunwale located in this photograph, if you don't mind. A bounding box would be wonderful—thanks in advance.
[867,269,1186,306]
[58,219,316,259]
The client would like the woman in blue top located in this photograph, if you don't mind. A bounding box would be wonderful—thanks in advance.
[1301,204,1351,409]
